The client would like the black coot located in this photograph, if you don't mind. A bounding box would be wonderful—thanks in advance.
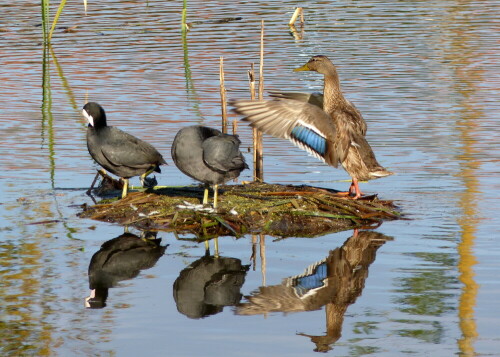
[171,125,248,208]
[83,102,167,198]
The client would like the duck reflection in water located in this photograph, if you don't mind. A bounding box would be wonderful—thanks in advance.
[237,230,392,352]
[173,248,249,319]
[85,231,168,309]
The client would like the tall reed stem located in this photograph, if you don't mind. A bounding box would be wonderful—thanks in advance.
[41,0,50,43]
[219,56,228,134]
[248,64,260,181]
[254,20,265,182]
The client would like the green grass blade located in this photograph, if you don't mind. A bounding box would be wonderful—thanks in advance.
[48,0,67,42]
[41,0,50,43]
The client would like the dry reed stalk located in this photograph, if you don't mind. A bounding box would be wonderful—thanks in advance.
[219,56,228,134]
[258,20,265,100]
[248,63,256,100]
[288,7,304,26]
[232,119,238,135]
[253,20,265,182]
[248,63,261,181]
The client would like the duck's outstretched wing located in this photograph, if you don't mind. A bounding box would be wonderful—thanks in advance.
[231,98,341,167]
[269,92,367,136]
[268,91,324,109]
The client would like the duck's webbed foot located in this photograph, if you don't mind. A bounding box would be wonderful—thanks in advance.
[349,179,363,199]
[335,179,363,199]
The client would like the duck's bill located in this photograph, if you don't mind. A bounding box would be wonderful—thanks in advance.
[294,63,310,72]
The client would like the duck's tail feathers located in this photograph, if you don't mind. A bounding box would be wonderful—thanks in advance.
[369,169,393,179]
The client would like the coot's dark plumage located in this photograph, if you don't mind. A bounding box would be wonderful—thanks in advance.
[231,55,392,199]
[82,102,167,198]
[171,125,248,208]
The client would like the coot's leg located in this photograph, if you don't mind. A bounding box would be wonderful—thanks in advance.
[121,178,129,198]
[86,169,107,195]
[203,184,210,205]
[213,184,219,209]
[139,168,156,187]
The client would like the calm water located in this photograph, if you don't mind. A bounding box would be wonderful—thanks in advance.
[1,0,499,356]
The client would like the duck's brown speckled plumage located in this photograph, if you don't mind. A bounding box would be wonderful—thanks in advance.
[231,55,392,198]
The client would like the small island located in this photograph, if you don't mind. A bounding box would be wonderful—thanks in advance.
[79,182,401,238]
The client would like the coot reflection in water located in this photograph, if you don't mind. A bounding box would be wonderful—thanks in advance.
[173,253,249,319]
[236,230,392,352]
[85,231,168,309]
[83,102,167,198]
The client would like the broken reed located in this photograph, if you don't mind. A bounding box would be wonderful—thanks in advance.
[288,7,304,26]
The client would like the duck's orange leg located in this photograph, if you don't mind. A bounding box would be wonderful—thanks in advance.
[336,179,363,199]
[350,178,363,199]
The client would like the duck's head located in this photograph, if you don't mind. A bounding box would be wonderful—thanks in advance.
[294,55,336,75]
[82,102,107,128]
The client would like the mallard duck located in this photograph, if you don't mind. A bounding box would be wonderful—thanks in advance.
[231,55,392,198]
[171,125,248,208]
[82,102,167,198]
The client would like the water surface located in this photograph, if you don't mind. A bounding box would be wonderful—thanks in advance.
[1,1,499,356]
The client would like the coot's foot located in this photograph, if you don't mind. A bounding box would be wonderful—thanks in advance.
[142,175,157,188]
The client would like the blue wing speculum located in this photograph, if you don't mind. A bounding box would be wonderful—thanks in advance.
[285,257,328,297]
[290,124,327,160]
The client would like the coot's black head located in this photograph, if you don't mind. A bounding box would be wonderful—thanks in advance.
[83,102,107,128]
